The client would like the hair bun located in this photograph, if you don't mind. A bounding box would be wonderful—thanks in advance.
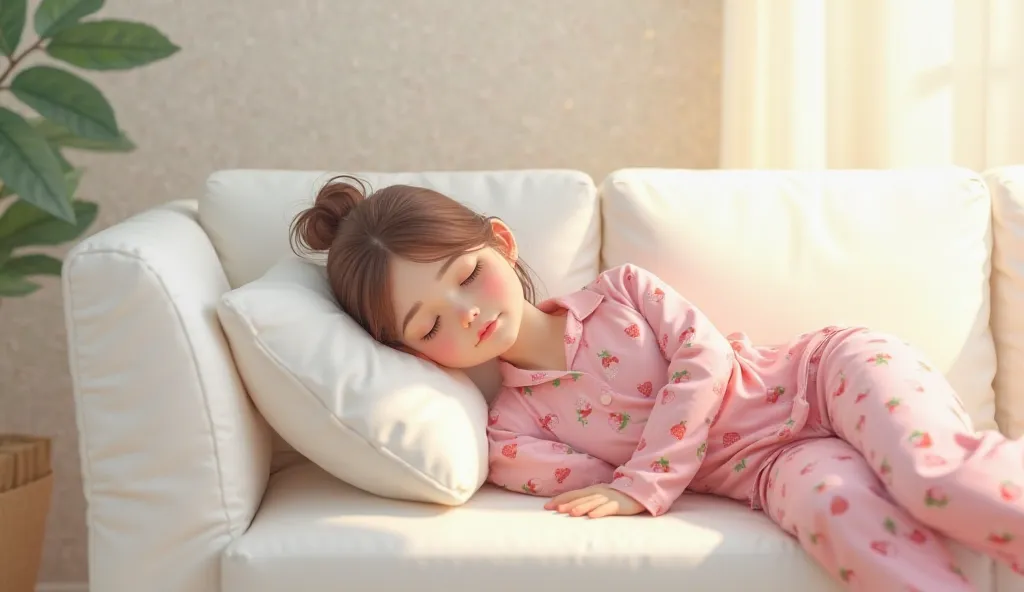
[291,175,368,252]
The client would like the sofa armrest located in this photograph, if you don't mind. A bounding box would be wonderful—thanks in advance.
[62,200,272,592]
[986,167,1024,439]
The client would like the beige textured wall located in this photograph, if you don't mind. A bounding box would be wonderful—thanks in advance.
[0,0,722,584]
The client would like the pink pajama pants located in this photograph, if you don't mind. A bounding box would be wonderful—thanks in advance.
[759,331,1024,591]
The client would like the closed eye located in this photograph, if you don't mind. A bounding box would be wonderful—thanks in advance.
[461,262,482,286]
[422,261,480,341]
[423,317,440,341]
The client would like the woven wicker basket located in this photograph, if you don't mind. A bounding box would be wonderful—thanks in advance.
[0,434,53,592]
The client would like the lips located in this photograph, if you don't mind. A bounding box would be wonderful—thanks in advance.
[477,318,498,344]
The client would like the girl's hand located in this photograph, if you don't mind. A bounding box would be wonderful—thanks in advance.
[544,484,647,518]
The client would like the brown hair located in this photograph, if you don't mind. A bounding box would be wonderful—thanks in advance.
[290,175,536,346]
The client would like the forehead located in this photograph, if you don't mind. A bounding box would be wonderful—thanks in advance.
[388,255,450,310]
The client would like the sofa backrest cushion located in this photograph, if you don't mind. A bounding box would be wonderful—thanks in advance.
[600,167,998,431]
[199,169,601,299]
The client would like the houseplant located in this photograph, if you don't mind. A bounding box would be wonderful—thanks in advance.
[0,0,177,589]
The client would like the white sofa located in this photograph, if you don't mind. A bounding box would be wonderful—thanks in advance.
[63,166,1024,592]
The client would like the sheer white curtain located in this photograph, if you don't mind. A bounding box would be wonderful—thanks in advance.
[719,0,1024,170]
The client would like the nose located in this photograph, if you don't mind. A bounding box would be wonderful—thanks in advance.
[460,306,480,328]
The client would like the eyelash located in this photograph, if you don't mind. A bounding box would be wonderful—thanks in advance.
[461,262,483,286]
[423,262,482,341]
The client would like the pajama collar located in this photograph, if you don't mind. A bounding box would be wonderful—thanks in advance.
[498,287,604,388]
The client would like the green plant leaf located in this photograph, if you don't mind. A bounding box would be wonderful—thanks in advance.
[12,65,119,140]
[0,199,95,250]
[31,116,134,152]
[64,167,84,194]
[34,0,103,38]
[46,19,179,70]
[0,167,82,200]
[1,253,62,276]
[52,146,74,171]
[0,0,27,57]
[0,107,74,223]
[0,270,39,296]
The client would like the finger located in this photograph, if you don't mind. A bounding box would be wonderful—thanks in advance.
[587,500,620,519]
[551,493,598,513]
[544,494,576,510]
[544,487,592,509]
[558,493,605,514]
[548,485,598,510]
[568,495,609,517]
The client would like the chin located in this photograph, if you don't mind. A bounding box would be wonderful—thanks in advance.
[464,348,504,369]
[490,328,518,358]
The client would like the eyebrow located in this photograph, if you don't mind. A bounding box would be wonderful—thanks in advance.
[400,253,463,334]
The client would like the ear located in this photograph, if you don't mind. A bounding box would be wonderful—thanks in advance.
[489,218,519,263]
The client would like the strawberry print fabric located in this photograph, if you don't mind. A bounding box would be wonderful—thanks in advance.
[486,264,1024,588]
[759,331,1024,589]
[488,263,830,514]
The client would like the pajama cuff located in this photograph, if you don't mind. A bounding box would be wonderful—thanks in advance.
[607,479,669,517]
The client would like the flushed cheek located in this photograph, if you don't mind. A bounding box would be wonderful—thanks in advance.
[422,332,466,366]
[479,267,511,303]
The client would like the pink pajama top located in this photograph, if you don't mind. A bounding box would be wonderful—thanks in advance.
[487,264,833,516]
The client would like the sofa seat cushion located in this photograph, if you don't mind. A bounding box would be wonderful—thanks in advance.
[222,463,994,592]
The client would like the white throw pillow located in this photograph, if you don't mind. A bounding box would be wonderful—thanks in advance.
[216,257,489,505]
